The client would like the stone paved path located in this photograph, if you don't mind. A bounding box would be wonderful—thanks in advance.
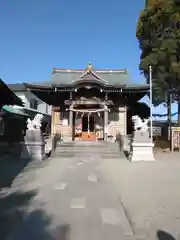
[4,141,133,240]
[2,141,180,240]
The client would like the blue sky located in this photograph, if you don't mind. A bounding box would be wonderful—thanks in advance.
[0,0,177,119]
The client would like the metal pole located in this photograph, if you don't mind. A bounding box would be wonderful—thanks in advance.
[149,65,153,141]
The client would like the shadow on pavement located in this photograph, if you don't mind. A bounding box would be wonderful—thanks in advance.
[0,190,70,240]
[0,156,30,190]
[0,189,37,239]
[6,209,70,240]
[157,230,176,240]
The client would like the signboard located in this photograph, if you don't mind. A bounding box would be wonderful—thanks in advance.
[153,127,162,136]
[171,127,180,151]
[149,127,162,136]
[171,127,180,131]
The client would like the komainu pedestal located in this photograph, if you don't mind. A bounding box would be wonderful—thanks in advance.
[21,114,45,161]
[131,131,155,162]
[21,129,45,161]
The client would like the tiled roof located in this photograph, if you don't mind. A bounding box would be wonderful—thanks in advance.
[8,83,26,92]
[23,65,149,91]
[49,67,133,86]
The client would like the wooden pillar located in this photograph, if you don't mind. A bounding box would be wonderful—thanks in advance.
[51,106,55,136]
[104,105,108,141]
[51,106,60,151]
[69,107,73,128]
[124,106,127,136]
[51,106,55,152]
[51,106,60,134]
[69,91,73,128]
[54,111,60,132]
[68,105,73,140]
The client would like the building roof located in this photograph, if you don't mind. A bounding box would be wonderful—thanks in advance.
[8,83,26,92]
[24,64,149,92]
[6,64,149,107]
[50,64,133,86]
[0,79,23,106]
[7,64,148,92]
[2,105,29,117]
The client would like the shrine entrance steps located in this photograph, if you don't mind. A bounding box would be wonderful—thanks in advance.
[55,141,126,160]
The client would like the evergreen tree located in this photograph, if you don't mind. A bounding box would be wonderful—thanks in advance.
[136,0,180,125]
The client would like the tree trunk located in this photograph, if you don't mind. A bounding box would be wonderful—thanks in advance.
[178,101,180,126]
[167,92,172,145]
[167,92,172,128]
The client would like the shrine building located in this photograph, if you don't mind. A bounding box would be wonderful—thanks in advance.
[25,63,149,141]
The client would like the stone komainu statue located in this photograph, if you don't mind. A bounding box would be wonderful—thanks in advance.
[27,114,43,130]
[131,115,149,132]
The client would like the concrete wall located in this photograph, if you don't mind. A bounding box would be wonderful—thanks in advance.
[108,106,127,138]
[14,91,51,115]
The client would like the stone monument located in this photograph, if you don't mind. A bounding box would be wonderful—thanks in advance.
[21,114,46,161]
[130,115,155,162]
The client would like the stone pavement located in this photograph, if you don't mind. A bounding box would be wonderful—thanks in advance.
[2,141,180,240]
[101,151,180,240]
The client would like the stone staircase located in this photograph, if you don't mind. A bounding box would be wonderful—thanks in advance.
[55,141,126,160]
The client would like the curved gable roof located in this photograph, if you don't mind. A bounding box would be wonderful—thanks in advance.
[50,66,132,86]
[23,64,149,93]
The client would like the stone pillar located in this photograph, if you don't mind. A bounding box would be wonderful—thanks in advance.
[131,131,155,161]
[21,129,45,161]
[104,105,108,141]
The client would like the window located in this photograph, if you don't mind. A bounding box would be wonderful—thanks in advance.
[30,99,38,110]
